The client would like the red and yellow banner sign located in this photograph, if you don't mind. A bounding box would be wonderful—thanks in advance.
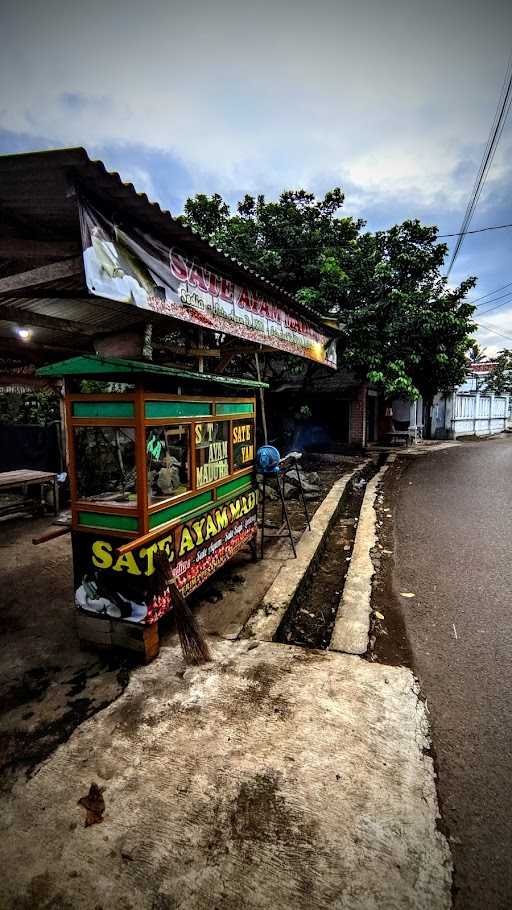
[79,200,336,368]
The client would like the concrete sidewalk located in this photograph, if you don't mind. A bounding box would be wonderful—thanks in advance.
[1,638,451,910]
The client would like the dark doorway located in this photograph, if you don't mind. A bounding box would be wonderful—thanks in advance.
[366,394,377,443]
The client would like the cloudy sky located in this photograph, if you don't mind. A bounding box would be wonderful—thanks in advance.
[1,0,512,353]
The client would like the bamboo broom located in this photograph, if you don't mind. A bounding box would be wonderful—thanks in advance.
[151,550,211,665]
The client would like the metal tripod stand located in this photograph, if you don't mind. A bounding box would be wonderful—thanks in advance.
[259,453,311,559]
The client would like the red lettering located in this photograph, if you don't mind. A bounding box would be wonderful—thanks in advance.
[237,286,251,308]
[189,262,209,293]
[220,277,234,303]
[169,250,189,282]
[208,270,221,297]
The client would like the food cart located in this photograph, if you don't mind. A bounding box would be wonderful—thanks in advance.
[37,354,264,661]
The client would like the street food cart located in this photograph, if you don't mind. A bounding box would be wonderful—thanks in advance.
[37,354,264,661]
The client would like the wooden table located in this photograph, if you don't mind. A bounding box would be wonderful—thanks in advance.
[0,470,59,515]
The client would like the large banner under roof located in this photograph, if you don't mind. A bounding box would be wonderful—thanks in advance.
[79,200,337,368]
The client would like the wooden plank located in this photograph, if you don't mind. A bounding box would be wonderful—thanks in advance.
[0,304,95,336]
[112,620,160,662]
[76,612,113,646]
[0,469,56,487]
[135,384,149,534]
[156,344,221,358]
[76,612,160,662]
[0,257,83,294]
[215,353,235,374]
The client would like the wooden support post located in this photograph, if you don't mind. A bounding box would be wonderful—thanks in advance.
[255,352,268,444]
[198,329,204,373]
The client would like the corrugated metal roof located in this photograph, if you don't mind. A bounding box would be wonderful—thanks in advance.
[37,353,268,388]
[0,147,330,333]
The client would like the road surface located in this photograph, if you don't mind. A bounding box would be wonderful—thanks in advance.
[390,437,512,909]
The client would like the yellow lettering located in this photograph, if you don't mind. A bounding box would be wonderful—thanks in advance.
[230,499,241,520]
[191,517,206,545]
[140,542,158,575]
[91,540,113,570]
[157,535,174,560]
[206,513,217,539]
[112,551,141,575]
[195,424,202,444]
[215,507,229,531]
[179,527,195,556]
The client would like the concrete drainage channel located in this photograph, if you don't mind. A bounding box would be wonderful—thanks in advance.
[241,455,389,651]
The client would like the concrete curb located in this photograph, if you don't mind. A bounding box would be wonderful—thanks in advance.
[398,441,461,457]
[241,460,374,642]
[329,457,394,655]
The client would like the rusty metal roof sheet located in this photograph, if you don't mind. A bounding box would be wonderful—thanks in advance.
[0,147,329,332]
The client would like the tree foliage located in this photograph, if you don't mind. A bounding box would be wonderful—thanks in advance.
[468,342,487,364]
[0,389,60,425]
[180,189,477,401]
[482,350,512,394]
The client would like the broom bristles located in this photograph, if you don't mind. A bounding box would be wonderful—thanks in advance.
[152,551,211,664]
[168,579,212,665]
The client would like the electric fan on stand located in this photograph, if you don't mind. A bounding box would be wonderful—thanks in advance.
[255,445,311,559]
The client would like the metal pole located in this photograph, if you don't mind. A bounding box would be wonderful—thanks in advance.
[260,474,266,560]
[276,473,297,558]
[295,461,311,530]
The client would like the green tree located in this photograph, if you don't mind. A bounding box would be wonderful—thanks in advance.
[482,350,512,394]
[0,388,60,425]
[181,191,477,426]
[468,342,488,364]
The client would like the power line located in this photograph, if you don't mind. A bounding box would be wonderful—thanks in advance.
[476,321,512,343]
[467,280,512,305]
[446,50,512,278]
[438,221,512,238]
[478,292,512,315]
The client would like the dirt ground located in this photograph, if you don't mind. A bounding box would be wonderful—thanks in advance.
[0,458,362,794]
[0,453,453,910]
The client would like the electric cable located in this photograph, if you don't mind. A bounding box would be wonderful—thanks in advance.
[446,50,512,277]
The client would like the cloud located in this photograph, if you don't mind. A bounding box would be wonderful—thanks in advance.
[475,306,512,355]
[2,0,511,202]
[2,0,512,331]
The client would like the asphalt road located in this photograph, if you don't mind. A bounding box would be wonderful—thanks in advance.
[391,437,512,910]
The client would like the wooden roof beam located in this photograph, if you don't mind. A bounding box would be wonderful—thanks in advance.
[0,256,83,295]
[0,304,96,336]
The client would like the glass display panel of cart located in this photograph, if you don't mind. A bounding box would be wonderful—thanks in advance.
[146,425,190,503]
[195,421,229,488]
[74,426,137,506]
[232,418,255,471]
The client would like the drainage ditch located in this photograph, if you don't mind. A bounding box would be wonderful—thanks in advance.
[275,460,380,650]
